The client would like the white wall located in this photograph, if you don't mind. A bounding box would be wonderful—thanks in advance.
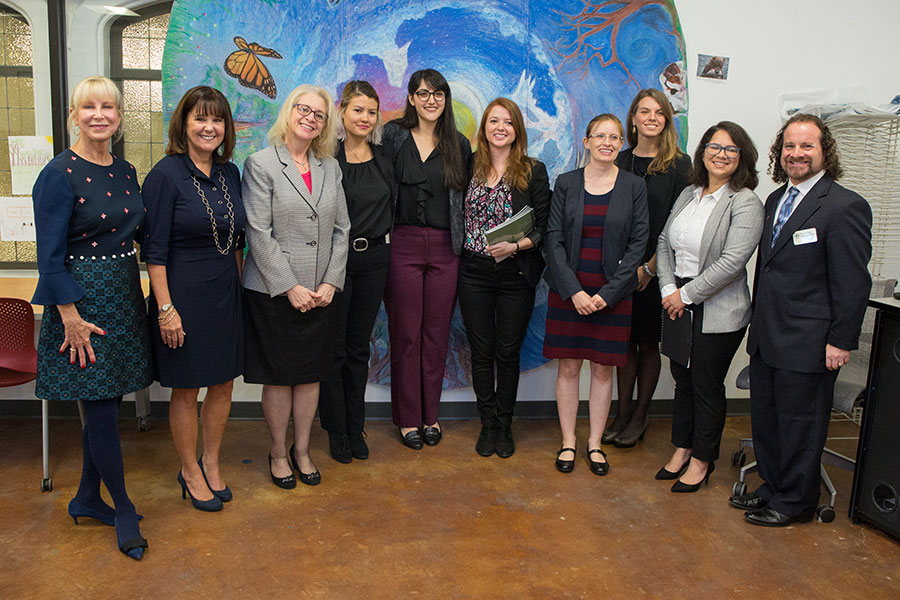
[5,0,898,406]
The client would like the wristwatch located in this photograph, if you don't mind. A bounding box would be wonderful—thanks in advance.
[158,303,174,313]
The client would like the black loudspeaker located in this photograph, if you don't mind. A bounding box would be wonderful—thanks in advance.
[850,299,900,540]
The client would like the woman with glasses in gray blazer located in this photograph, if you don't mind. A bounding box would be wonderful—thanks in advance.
[655,121,764,492]
[242,84,350,489]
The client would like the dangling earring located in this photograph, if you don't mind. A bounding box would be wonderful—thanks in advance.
[74,124,80,135]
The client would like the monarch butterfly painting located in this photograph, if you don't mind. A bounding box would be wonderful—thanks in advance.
[223,36,283,99]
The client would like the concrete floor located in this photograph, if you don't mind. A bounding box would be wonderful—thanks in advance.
[1,415,898,599]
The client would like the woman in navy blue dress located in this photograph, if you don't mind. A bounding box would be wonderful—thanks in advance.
[543,114,648,476]
[32,76,151,560]
[142,86,246,511]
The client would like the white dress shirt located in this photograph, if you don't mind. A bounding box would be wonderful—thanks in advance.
[660,184,728,305]
[773,169,825,228]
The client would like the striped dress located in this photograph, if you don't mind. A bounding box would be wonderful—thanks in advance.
[543,190,632,366]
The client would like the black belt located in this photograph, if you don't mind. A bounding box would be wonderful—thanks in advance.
[352,234,389,252]
[676,276,694,287]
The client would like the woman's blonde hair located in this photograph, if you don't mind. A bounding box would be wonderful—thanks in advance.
[472,97,532,192]
[624,88,684,174]
[267,84,337,157]
[67,76,124,142]
[336,80,383,145]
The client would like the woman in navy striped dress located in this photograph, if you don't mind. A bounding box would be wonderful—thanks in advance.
[543,114,648,475]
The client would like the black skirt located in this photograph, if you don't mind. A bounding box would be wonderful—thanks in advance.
[630,284,665,343]
[242,289,336,385]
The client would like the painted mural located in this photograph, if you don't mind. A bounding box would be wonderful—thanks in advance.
[163,0,688,388]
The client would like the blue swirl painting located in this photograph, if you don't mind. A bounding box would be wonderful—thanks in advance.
[163,0,688,389]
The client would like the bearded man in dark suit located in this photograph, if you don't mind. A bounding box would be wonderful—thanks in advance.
[731,113,872,527]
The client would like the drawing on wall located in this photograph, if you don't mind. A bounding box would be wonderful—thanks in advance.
[697,54,729,81]
[0,197,36,242]
[8,135,54,196]
[164,0,688,388]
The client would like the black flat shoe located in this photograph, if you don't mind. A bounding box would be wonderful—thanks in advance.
[671,462,715,493]
[400,428,424,450]
[495,424,515,459]
[555,447,576,473]
[730,491,767,511]
[655,460,690,480]
[475,423,495,457]
[349,431,369,460]
[328,431,352,464]
[587,447,609,476]
[423,425,442,446]
[290,444,321,486]
[268,453,296,490]
[744,506,815,527]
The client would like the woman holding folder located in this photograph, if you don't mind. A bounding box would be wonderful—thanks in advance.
[458,98,550,458]
[655,121,763,492]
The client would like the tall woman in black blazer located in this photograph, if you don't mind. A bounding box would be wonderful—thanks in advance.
[319,81,395,463]
[544,114,648,475]
[458,98,551,458]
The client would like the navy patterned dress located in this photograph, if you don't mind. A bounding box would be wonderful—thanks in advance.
[543,190,632,366]
[31,149,152,401]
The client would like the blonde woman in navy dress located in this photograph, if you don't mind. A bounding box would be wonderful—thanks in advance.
[142,86,246,511]
[543,114,648,475]
[32,76,151,559]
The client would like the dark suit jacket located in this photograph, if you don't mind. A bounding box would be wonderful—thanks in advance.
[543,168,649,308]
[507,160,551,286]
[746,175,872,373]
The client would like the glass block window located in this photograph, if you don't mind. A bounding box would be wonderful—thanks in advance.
[0,5,35,263]
[110,3,172,185]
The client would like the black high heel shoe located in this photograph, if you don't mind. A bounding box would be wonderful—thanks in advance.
[115,514,147,561]
[177,471,224,511]
[423,424,442,446]
[68,499,143,526]
[655,459,690,480]
[612,415,650,448]
[268,453,296,489]
[555,447,576,473]
[290,444,321,486]
[198,456,232,502]
[587,446,610,476]
[671,461,715,493]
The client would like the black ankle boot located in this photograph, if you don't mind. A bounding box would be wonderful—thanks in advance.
[475,423,495,456]
[328,431,352,463]
[349,431,369,460]
[495,423,515,458]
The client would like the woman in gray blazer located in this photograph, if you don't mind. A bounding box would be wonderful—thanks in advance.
[655,121,763,492]
[242,85,350,489]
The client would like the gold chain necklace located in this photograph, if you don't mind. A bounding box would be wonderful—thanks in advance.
[192,171,235,255]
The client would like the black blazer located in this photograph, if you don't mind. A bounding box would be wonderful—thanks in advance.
[746,175,872,373]
[507,160,551,286]
[543,168,649,308]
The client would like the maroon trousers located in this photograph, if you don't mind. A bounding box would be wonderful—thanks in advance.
[385,225,459,428]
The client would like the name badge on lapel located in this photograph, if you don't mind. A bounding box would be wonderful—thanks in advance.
[793,228,818,245]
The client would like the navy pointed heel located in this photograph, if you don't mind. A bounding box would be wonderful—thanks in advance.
[68,499,143,526]
[198,456,232,502]
[177,471,224,511]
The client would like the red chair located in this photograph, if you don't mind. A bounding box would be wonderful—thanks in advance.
[0,298,46,490]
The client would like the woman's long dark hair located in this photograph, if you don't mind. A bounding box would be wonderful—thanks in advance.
[396,68,467,191]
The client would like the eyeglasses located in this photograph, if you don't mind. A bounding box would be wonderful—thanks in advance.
[705,143,741,158]
[294,103,328,123]
[414,89,446,102]
[586,133,623,143]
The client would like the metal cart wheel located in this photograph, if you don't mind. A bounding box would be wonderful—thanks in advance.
[731,451,746,467]
[41,478,52,492]
[137,416,150,432]
[732,481,747,497]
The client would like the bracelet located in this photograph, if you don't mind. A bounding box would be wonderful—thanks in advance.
[642,263,656,278]
[158,302,173,313]
[514,240,520,254]
[158,305,177,324]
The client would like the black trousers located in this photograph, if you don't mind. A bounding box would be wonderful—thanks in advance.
[319,241,390,436]
[457,251,535,426]
[749,349,837,517]
[669,302,746,462]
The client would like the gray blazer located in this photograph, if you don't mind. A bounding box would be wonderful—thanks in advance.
[241,144,350,296]
[657,184,763,333]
